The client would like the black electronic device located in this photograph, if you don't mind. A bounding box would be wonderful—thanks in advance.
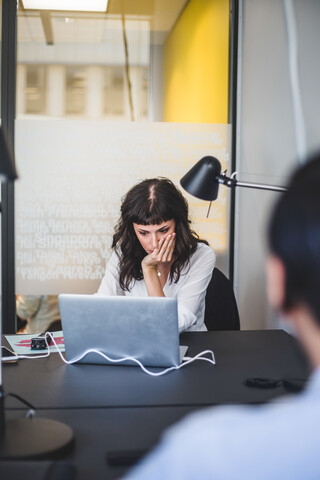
[31,337,48,350]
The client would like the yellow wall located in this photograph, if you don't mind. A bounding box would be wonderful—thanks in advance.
[163,0,229,123]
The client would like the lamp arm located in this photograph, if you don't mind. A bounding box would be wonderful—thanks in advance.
[216,174,287,192]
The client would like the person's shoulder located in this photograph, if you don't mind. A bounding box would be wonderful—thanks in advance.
[196,241,214,252]
[103,248,121,274]
[188,242,215,271]
[195,241,215,259]
[108,248,121,263]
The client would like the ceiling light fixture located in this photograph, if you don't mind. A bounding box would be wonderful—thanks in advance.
[22,0,108,12]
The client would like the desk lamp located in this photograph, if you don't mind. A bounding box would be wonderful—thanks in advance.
[0,127,74,459]
[180,156,287,202]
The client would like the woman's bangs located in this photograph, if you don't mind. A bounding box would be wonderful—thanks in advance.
[133,202,172,225]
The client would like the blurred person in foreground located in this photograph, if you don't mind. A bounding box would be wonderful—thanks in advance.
[123,154,320,480]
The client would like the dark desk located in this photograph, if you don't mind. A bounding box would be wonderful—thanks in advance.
[3,330,309,408]
[2,330,310,479]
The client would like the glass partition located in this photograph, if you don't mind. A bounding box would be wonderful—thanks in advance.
[15,1,231,305]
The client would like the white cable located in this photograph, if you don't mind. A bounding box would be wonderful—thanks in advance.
[17,332,216,377]
[283,0,307,164]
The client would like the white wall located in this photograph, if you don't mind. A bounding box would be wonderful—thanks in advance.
[235,0,320,330]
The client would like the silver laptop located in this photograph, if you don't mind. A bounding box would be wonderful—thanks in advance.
[59,294,181,367]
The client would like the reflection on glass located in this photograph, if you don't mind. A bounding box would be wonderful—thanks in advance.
[25,65,47,114]
[15,1,231,304]
[140,67,148,117]
[16,9,151,121]
[66,66,86,115]
[103,66,124,116]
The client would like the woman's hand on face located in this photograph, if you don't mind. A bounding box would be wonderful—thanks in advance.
[142,232,176,270]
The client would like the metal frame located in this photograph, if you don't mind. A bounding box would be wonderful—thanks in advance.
[228,0,239,286]
[1,0,17,333]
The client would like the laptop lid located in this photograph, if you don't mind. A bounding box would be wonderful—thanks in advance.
[59,294,180,367]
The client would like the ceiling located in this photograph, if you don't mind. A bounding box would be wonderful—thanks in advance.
[18,0,190,45]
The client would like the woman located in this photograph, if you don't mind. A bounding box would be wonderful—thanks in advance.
[97,177,215,332]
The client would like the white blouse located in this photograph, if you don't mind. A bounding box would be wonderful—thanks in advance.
[97,242,216,332]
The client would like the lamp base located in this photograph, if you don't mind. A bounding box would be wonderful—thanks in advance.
[0,417,74,459]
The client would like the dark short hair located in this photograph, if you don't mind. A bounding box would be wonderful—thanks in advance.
[112,177,207,290]
[268,154,320,322]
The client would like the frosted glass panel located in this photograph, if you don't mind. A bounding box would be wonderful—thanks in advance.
[15,120,230,294]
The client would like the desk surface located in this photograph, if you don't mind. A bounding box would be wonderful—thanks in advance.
[4,405,198,480]
[4,330,310,410]
[2,330,310,479]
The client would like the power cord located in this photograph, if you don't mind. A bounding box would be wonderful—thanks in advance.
[8,332,216,377]
[4,391,36,418]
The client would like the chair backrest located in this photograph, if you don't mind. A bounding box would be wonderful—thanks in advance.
[204,267,240,331]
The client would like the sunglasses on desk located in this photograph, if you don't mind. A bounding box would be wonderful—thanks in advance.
[243,377,307,392]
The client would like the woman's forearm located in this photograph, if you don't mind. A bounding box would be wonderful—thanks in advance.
[142,265,165,297]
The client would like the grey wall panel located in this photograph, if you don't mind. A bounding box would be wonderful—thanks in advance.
[296,1,320,154]
[235,0,320,330]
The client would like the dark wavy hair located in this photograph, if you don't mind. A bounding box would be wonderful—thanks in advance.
[268,153,320,322]
[112,177,208,291]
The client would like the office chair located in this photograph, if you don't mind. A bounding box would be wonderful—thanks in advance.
[204,267,240,331]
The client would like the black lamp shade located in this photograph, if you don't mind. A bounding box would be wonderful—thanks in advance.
[0,127,17,181]
[180,156,221,201]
